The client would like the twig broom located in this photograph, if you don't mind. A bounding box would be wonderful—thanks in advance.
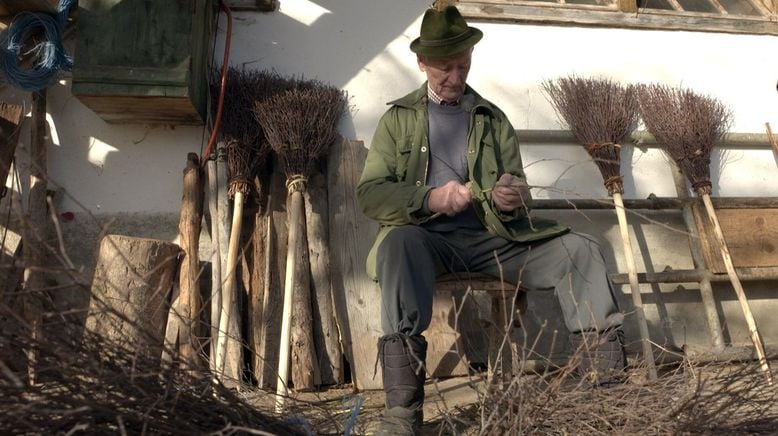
[213,68,275,381]
[638,84,772,384]
[255,82,346,412]
[543,75,657,381]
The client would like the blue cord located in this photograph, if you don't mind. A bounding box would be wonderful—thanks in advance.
[1,0,74,91]
[343,395,364,436]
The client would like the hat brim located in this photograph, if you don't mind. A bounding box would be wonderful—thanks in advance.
[410,27,483,57]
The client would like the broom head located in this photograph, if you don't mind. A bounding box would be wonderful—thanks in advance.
[637,84,731,196]
[253,82,347,192]
[542,75,639,195]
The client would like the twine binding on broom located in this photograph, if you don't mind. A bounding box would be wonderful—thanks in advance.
[285,174,308,193]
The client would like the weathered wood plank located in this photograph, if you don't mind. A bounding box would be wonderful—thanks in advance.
[305,168,343,385]
[693,206,778,274]
[328,139,382,390]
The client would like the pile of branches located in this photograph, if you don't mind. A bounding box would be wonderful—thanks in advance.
[433,357,778,435]
[0,308,308,435]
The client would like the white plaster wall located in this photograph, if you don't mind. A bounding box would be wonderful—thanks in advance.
[4,1,776,215]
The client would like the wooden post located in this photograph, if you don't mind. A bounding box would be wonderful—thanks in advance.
[257,157,287,388]
[177,152,204,369]
[86,235,180,361]
[206,156,223,372]
[0,102,23,298]
[21,90,48,385]
[290,187,319,391]
[248,210,268,385]
[304,168,343,385]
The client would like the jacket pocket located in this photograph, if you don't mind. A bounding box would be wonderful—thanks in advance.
[395,136,413,180]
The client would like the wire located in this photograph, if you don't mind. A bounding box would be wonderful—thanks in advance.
[201,1,233,166]
[0,0,74,92]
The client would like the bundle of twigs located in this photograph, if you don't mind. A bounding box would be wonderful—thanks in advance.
[254,81,346,411]
[212,68,286,381]
[0,305,307,435]
[638,84,772,383]
[542,75,657,380]
[447,359,778,435]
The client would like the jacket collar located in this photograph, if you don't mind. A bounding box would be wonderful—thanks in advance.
[388,82,495,113]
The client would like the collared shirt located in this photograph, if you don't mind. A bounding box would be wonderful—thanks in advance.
[427,85,460,106]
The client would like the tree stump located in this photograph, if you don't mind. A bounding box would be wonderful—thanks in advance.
[86,234,180,362]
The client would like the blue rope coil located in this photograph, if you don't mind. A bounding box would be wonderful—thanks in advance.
[1,0,74,92]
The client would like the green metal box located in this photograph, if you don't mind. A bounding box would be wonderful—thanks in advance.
[72,0,214,125]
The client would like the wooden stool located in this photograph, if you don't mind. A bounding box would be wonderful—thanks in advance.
[434,273,527,386]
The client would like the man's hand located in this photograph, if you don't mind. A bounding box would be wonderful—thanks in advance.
[428,180,472,217]
[492,173,530,212]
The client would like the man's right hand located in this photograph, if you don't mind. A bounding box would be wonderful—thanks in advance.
[428,180,472,217]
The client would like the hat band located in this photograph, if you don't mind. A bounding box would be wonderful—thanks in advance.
[419,28,473,47]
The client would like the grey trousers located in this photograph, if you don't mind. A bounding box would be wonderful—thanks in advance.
[376,225,623,336]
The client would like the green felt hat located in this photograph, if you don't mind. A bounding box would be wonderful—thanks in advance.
[410,6,483,57]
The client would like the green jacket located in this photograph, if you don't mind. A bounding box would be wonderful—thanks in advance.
[357,83,569,279]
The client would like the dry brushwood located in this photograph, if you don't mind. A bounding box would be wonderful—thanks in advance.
[430,340,778,435]
[542,75,639,195]
[637,84,772,383]
[542,75,656,380]
[254,82,347,410]
[0,304,308,435]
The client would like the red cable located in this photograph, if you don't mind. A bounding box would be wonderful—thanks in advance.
[201,1,232,166]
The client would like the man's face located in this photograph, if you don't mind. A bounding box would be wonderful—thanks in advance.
[417,48,472,102]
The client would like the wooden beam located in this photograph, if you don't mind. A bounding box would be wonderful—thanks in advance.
[517,129,777,149]
[458,2,778,35]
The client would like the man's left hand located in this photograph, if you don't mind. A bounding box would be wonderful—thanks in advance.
[492,173,530,212]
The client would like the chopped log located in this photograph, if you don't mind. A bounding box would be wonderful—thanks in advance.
[304,167,342,385]
[86,234,180,362]
[327,138,381,390]
[176,153,205,369]
[256,157,287,389]
[21,90,48,385]
[289,190,319,391]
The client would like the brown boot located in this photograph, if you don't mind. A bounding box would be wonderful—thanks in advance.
[371,333,427,435]
[569,328,627,387]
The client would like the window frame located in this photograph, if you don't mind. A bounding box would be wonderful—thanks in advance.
[456,0,778,36]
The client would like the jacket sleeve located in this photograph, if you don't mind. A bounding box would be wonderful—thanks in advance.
[356,108,431,225]
[488,110,533,222]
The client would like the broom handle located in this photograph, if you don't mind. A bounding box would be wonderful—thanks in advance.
[613,192,658,381]
[275,189,303,413]
[701,193,773,384]
[217,191,244,378]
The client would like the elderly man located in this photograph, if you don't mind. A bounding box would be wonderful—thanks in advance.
[357,5,626,433]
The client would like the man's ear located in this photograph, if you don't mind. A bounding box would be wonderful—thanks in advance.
[417,54,426,73]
